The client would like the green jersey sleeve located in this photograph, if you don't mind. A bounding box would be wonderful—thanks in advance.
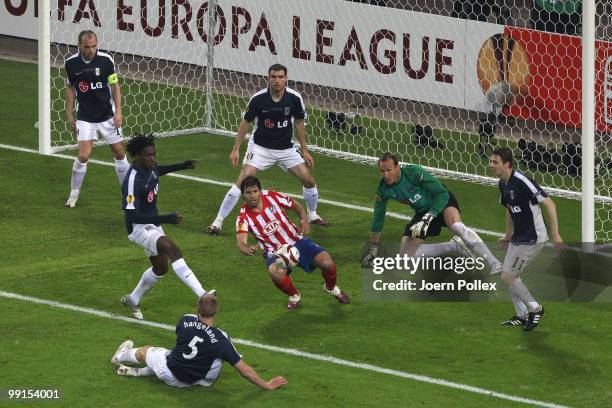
[371,189,389,233]
[412,166,449,216]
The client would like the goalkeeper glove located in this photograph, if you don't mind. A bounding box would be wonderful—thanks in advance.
[361,243,379,267]
[410,212,434,239]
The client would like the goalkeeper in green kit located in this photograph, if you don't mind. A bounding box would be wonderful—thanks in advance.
[362,152,502,274]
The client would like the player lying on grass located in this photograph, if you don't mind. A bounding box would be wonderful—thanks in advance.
[120,133,213,320]
[235,176,350,309]
[490,147,563,331]
[362,152,502,274]
[112,293,287,389]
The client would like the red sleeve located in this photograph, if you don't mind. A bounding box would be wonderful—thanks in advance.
[236,211,250,234]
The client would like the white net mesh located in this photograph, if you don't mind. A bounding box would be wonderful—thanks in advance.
[46,0,612,241]
[49,0,213,151]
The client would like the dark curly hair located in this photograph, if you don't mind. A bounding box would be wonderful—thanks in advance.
[126,133,155,157]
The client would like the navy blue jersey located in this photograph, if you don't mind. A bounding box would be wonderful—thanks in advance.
[166,314,242,384]
[243,87,306,150]
[121,162,190,234]
[64,51,117,123]
[499,170,549,244]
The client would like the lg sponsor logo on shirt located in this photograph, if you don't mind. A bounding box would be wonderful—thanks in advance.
[78,81,103,92]
[264,119,289,129]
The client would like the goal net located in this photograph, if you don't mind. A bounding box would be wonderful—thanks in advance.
[33,0,612,241]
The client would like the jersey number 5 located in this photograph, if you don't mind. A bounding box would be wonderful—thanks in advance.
[182,336,204,359]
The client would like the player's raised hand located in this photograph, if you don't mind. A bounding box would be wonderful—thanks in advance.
[185,159,198,169]
[266,376,288,390]
[113,112,123,128]
[229,148,240,168]
[300,218,310,235]
[303,150,314,168]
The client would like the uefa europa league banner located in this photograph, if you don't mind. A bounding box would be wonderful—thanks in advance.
[1,0,610,131]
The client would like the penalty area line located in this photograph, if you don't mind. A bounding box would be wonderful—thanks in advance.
[0,143,503,238]
[0,289,567,408]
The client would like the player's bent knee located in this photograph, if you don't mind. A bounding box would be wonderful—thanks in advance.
[267,264,286,281]
[319,260,335,272]
[301,174,316,188]
[151,261,168,276]
[314,252,334,270]
[157,238,182,260]
[136,346,151,363]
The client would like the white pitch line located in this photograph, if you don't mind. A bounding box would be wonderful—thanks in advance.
[0,289,568,408]
[0,143,503,238]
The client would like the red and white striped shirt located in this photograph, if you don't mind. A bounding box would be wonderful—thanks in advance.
[236,190,303,254]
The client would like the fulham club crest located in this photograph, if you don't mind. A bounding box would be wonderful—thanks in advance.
[284,106,291,115]
[95,67,100,76]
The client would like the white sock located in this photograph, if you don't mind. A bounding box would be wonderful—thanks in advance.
[415,241,457,258]
[130,268,162,304]
[508,278,540,313]
[135,367,155,376]
[71,159,88,190]
[115,156,130,185]
[172,258,206,297]
[117,348,139,364]
[213,185,241,228]
[303,185,319,213]
[451,222,499,267]
[510,293,528,319]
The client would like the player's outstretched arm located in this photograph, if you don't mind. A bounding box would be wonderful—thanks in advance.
[233,360,287,390]
[156,160,197,176]
[236,232,258,255]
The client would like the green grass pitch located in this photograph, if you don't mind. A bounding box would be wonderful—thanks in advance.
[0,58,610,407]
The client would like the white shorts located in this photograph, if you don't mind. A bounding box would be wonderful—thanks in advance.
[128,224,165,257]
[502,242,545,277]
[146,347,220,388]
[243,137,305,172]
[76,118,123,145]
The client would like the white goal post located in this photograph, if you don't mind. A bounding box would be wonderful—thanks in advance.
[27,0,609,242]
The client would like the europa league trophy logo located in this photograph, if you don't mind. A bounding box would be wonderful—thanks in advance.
[477,33,530,113]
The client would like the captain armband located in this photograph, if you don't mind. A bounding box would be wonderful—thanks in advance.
[107,73,119,85]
